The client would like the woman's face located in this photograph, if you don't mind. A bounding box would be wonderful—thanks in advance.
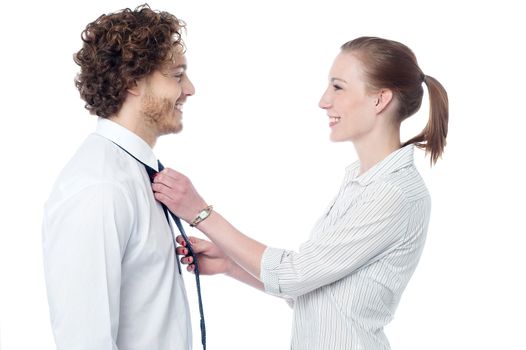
[319,52,378,143]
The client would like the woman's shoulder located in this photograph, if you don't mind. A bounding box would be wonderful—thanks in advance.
[364,166,429,204]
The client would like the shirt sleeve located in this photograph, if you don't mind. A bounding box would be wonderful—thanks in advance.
[42,182,134,350]
[260,183,410,298]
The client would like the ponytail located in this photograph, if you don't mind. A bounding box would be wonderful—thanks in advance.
[403,75,448,165]
[341,37,449,165]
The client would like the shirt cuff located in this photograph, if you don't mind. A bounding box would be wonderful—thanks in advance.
[260,246,286,295]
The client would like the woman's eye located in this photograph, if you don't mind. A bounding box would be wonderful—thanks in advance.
[333,84,342,91]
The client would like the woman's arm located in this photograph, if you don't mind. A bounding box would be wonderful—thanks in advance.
[153,169,266,279]
[196,211,266,279]
[153,169,412,299]
[176,235,264,291]
[179,236,295,307]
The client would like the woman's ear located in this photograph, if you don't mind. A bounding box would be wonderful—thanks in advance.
[374,89,394,114]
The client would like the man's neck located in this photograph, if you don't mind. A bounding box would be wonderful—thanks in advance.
[109,104,157,148]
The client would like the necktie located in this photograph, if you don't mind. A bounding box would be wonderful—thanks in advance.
[147,161,207,350]
[110,142,206,350]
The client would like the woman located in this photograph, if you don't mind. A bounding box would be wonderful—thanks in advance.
[153,36,448,349]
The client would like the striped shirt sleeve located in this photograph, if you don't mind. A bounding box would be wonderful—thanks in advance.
[260,183,411,298]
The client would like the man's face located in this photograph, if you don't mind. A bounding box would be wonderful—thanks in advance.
[140,53,195,136]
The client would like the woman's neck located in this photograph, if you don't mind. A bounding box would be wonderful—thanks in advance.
[353,130,401,176]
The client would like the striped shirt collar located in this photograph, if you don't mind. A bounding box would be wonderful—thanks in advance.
[346,144,415,186]
[95,118,159,171]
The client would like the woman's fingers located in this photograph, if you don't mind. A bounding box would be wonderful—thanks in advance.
[183,256,196,273]
[176,236,210,255]
[153,168,182,187]
[180,256,193,264]
[176,235,211,275]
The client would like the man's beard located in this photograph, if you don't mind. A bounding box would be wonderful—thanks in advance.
[140,93,182,135]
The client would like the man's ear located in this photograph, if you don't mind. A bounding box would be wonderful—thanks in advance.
[126,80,142,96]
[374,88,394,114]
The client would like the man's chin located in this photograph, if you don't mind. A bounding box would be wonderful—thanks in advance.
[160,124,183,136]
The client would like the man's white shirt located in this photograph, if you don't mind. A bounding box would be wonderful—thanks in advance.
[43,118,191,350]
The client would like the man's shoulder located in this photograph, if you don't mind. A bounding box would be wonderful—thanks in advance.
[48,134,145,202]
[68,133,141,175]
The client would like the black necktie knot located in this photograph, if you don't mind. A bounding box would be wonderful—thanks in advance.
[157,160,165,172]
[145,160,164,183]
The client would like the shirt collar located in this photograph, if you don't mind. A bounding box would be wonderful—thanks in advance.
[346,144,415,186]
[95,118,159,171]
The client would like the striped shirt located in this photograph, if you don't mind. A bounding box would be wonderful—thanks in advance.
[260,145,430,350]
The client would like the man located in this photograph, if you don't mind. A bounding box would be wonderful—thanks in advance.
[42,5,195,349]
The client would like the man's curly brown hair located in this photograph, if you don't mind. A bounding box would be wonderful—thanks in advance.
[74,4,186,118]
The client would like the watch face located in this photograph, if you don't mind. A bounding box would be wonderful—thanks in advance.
[199,211,207,219]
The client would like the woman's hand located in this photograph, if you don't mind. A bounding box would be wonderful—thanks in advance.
[153,168,266,281]
[152,168,208,223]
[176,236,233,275]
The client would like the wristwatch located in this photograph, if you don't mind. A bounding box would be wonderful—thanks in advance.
[190,205,213,227]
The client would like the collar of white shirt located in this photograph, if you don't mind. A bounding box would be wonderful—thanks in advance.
[95,118,159,172]
[347,144,414,186]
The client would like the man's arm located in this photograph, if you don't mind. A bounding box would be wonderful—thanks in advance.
[43,182,133,349]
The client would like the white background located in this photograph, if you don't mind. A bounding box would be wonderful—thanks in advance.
[1,0,525,349]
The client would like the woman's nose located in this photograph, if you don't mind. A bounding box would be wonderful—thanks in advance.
[319,91,331,109]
